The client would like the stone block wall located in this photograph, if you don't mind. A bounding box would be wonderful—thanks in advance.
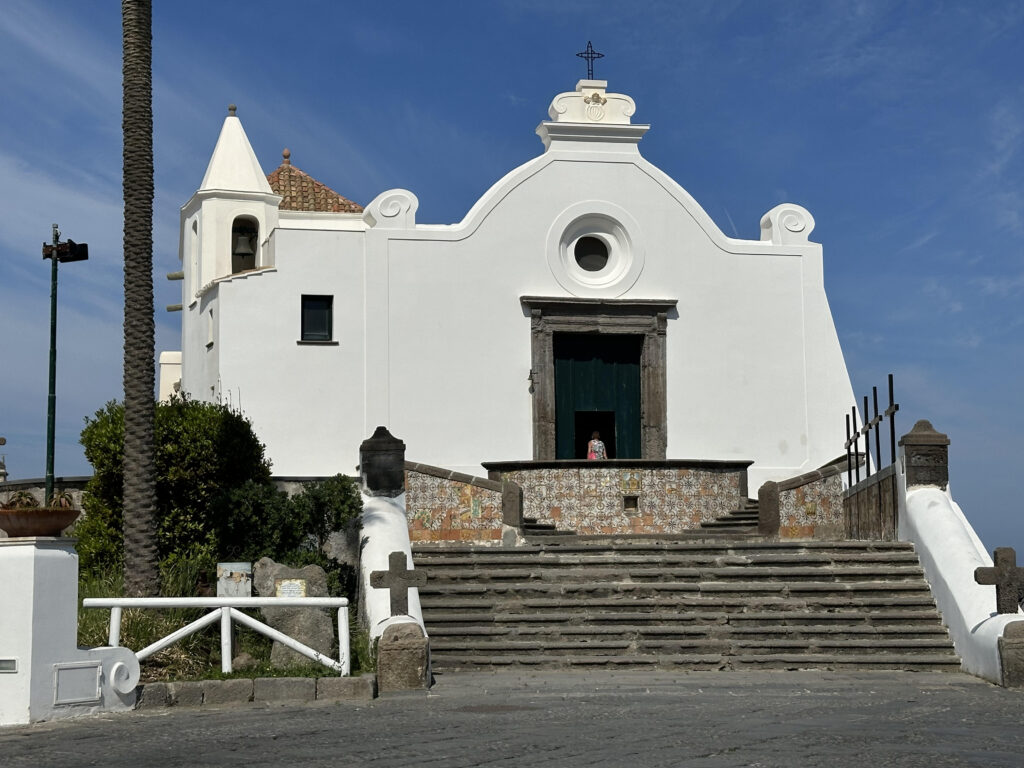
[404,463,503,544]
[487,460,750,535]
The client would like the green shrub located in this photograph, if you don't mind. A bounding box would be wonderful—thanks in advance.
[289,474,363,553]
[77,396,273,575]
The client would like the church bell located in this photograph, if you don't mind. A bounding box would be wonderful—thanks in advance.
[233,234,255,256]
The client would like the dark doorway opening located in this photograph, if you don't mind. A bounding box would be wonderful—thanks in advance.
[554,333,642,459]
[574,410,615,459]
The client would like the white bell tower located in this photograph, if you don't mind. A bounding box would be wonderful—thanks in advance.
[175,105,282,402]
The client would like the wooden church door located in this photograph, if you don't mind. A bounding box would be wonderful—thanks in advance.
[553,333,642,459]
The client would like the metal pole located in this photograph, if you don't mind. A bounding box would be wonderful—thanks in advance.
[44,223,59,505]
[873,386,881,469]
[887,373,898,464]
[845,414,853,488]
[863,395,871,478]
[852,406,860,484]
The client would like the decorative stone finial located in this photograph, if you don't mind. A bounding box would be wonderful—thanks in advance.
[282,148,291,165]
[760,204,816,245]
[547,80,635,125]
[359,426,406,496]
[228,103,237,116]
[899,420,951,489]
[899,420,950,447]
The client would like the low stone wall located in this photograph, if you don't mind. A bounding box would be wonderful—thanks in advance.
[758,464,845,540]
[0,476,89,508]
[404,462,504,544]
[484,460,750,535]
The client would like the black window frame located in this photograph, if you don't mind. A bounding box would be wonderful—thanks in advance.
[300,294,333,342]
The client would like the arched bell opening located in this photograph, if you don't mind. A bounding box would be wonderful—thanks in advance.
[231,216,258,273]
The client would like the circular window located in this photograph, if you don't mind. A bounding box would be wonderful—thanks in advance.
[546,202,645,298]
[574,236,609,271]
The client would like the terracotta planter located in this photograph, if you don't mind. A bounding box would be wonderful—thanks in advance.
[0,507,81,538]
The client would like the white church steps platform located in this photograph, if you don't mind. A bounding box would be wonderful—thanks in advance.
[413,540,960,672]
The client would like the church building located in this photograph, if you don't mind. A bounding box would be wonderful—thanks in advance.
[159,78,856,498]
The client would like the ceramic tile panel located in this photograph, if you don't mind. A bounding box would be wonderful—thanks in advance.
[779,473,844,539]
[500,464,746,535]
[404,469,502,543]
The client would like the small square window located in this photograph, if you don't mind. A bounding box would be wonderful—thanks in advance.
[301,295,333,341]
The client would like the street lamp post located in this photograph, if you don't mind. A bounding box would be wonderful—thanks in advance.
[41,224,88,504]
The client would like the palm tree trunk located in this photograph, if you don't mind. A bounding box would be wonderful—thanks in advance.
[121,0,158,596]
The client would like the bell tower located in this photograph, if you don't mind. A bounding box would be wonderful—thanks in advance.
[178,104,281,301]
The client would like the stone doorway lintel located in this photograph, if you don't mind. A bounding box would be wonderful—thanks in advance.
[522,295,677,461]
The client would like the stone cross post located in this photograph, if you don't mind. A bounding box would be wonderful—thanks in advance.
[975,547,1024,614]
[370,551,427,617]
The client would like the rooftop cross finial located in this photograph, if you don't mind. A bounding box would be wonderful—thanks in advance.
[576,41,604,80]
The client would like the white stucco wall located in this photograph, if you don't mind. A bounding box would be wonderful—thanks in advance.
[168,80,855,484]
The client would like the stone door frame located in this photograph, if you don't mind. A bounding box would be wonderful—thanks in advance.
[522,296,676,460]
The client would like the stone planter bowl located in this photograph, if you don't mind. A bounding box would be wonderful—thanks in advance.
[0,507,81,537]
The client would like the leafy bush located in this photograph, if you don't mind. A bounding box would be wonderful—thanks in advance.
[77,396,273,574]
[76,398,364,597]
[290,474,363,553]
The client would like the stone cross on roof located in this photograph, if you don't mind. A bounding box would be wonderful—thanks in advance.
[974,547,1024,614]
[370,551,427,617]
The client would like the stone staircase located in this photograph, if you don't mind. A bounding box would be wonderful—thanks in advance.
[698,498,760,534]
[413,539,960,673]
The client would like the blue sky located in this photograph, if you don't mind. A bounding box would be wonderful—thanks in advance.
[1,1,1022,552]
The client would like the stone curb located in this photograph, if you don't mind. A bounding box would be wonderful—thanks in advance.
[135,674,376,709]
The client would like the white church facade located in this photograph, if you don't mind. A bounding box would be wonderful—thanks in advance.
[160,78,856,496]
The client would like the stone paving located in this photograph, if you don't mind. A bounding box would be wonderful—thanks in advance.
[1,670,1022,767]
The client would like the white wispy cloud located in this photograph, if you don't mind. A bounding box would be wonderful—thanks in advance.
[973,273,1024,296]
[921,278,963,314]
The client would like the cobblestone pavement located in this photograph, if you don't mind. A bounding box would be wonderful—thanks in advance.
[1,670,1022,767]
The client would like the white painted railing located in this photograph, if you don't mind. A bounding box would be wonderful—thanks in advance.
[83,597,350,676]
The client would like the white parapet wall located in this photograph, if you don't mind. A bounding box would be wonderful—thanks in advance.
[898,467,1024,683]
[359,492,426,643]
[0,538,140,726]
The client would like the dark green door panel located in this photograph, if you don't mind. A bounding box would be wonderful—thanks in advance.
[554,333,642,459]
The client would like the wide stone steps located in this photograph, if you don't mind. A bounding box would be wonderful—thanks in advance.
[430,653,960,672]
[428,637,956,655]
[419,565,928,582]
[413,540,959,672]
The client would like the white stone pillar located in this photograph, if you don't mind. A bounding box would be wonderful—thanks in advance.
[0,538,140,725]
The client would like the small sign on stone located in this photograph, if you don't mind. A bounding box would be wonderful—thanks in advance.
[217,562,252,598]
[275,578,307,598]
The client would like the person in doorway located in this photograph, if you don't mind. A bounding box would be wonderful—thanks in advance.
[587,431,607,460]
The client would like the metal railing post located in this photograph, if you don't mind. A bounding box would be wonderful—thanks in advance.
[109,606,122,647]
[338,607,351,676]
[221,607,233,674]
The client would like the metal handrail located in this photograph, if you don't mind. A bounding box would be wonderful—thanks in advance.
[83,596,350,675]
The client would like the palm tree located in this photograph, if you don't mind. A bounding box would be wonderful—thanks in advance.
[121,0,158,596]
